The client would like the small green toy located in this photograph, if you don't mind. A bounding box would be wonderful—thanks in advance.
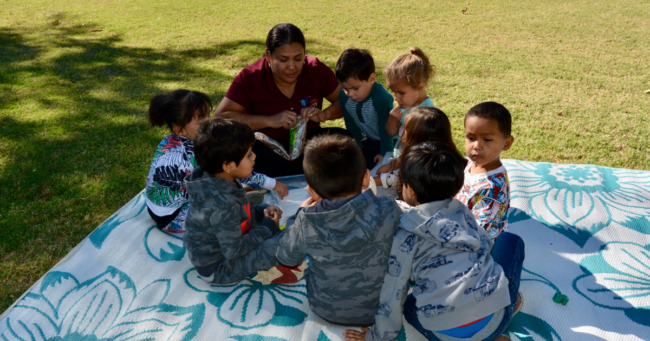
[553,291,569,306]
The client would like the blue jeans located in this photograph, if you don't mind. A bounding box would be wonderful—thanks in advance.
[404,232,525,340]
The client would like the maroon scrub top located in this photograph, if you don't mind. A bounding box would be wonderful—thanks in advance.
[224,56,339,142]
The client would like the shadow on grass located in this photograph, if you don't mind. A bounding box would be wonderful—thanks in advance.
[0,21,340,311]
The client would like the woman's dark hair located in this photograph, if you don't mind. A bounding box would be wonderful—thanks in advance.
[401,142,465,204]
[392,107,467,198]
[148,90,212,133]
[265,23,306,55]
[193,118,256,175]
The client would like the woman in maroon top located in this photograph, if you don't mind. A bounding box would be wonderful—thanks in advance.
[214,23,349,177]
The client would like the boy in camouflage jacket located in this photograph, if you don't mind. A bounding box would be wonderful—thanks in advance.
[276,135,401,326]
[184,118,283,284]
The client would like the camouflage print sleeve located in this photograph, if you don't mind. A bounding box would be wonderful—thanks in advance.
[209,199,274,260]
[367,229,417,341]
[275,215,307,267]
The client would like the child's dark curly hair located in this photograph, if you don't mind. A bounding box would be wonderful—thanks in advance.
[193,118,256,174]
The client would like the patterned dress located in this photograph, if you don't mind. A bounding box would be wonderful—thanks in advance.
[145,134,275,233]
[455,161,510,239]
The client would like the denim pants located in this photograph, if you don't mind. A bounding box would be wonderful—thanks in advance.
[404,232,525,340]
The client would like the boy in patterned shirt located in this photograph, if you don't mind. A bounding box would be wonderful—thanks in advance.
[455,102,515,239]
[336,49,395,169]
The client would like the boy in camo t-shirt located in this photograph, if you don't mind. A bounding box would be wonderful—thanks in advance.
[276,135,401,326]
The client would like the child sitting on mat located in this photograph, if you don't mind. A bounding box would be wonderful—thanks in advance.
[344,143,524,341]
[276,134,401,326]
[336,49,395,169]
[183,118,291,284]
[455,102,515,239]
[145,90,287,233]
[375,107,466,200]
[384,47,436,160]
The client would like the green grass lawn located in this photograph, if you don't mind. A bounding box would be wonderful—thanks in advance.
[0,0,648,311]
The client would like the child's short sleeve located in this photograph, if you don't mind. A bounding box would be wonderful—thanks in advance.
[458,170,510,239]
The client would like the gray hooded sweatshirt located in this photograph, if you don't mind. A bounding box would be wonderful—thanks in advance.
[366,198,510,341]
[276,190,401,325]
[184,167,279,284]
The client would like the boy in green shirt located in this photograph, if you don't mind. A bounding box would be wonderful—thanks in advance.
[336,49,395,169]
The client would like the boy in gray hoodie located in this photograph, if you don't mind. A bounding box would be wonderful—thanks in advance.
[184,118,284,284]
[276,134,402,326]
[344,143,525,341]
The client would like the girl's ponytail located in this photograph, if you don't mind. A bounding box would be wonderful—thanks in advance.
[147,90,212,133]
[409,47,435,82]
[386,46,436,88]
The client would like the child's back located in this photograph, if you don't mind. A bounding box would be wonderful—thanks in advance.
[276,134,401,325]
[278,190,400,324]
[374,198,509,336]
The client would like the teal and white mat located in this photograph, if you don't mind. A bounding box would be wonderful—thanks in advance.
[2,160,650,341]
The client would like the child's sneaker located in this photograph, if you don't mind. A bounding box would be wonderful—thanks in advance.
[251,262,308,284]
[380,170,399,189]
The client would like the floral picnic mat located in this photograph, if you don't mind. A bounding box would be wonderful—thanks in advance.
[1,160,649,341]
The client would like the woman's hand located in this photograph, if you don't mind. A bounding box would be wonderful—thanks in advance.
[302,107,327,123]
[268,110,298,129]
[343,327,369,341]
[273,181,289,199]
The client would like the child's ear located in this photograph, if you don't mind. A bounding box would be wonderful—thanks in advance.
[305,185,322,202]
[368,73,377,83]
[222,161,234,174]
[172,124,184,136]
[417,82,426,91]
[361,169,371,190]
[503,135,515,151]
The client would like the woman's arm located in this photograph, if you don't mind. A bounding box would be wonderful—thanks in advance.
[323,85,343,120]
[214,97,271,130]
[214,97,299,130]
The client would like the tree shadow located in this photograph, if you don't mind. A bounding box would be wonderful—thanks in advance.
[0,21,342,310]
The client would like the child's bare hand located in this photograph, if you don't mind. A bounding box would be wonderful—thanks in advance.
[264,206,283,226]
[273,181,289,199]
[373,154,384,164]
[343,327,369,341]
[376,163,392,175]
[388,106,403,122]
[300,197,317,208]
